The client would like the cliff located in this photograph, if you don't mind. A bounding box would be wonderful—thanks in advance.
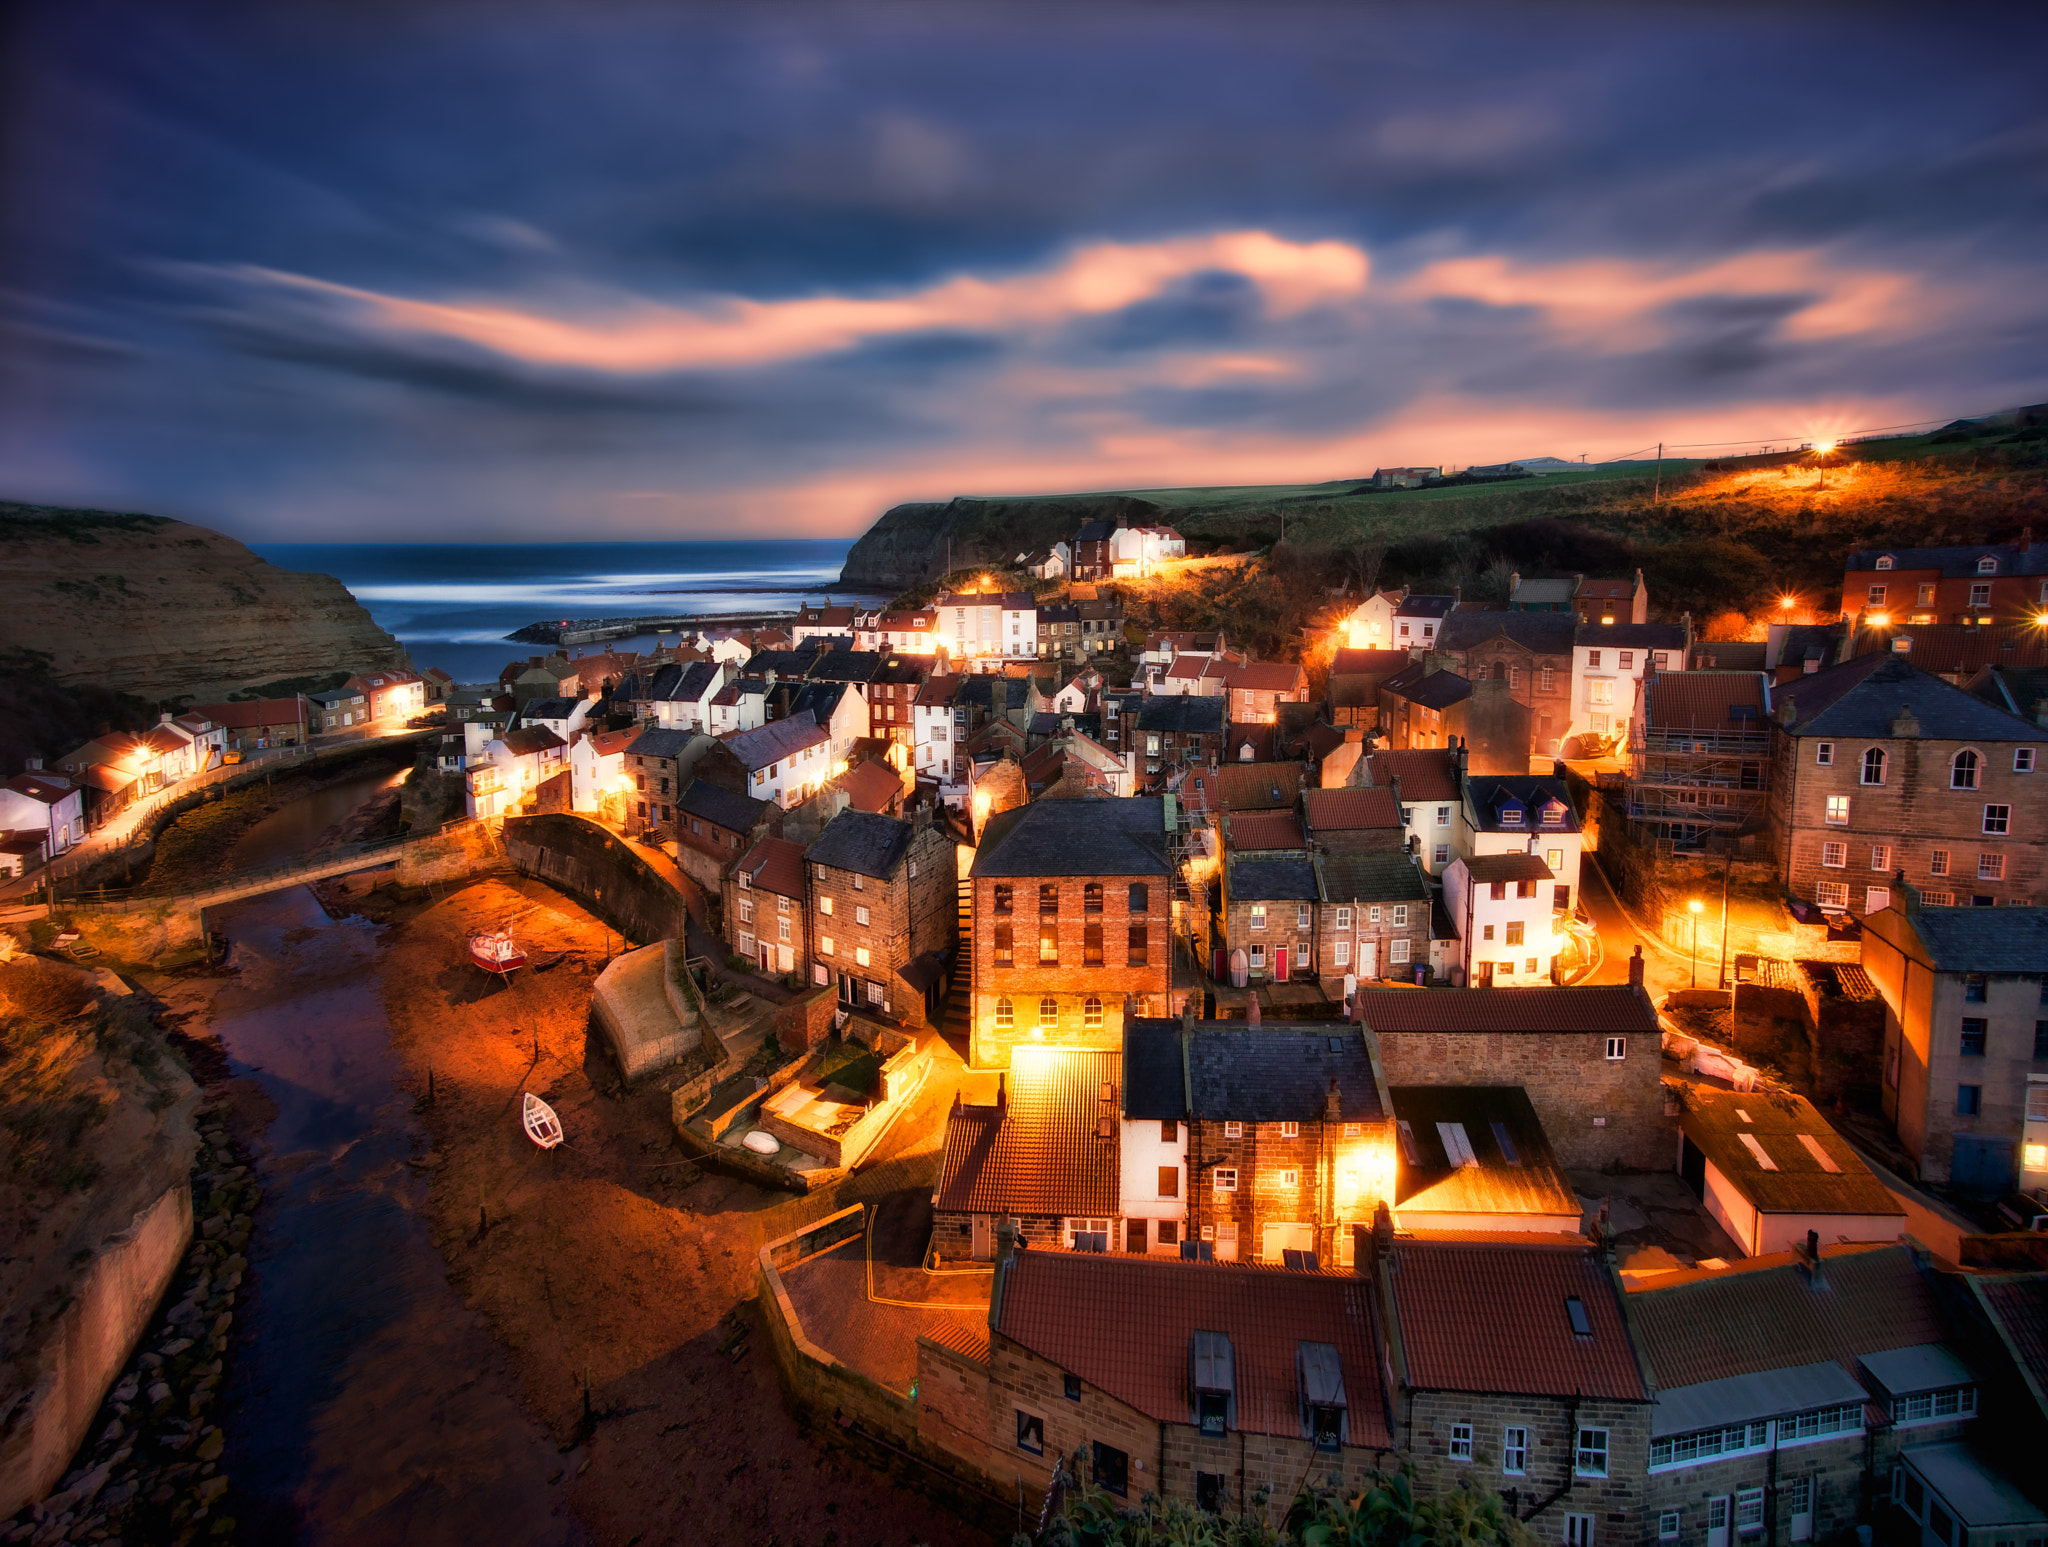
[0,502,408,702]
[837,492,1171,590]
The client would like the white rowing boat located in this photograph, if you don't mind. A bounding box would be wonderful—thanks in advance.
[522,1091,563,1149]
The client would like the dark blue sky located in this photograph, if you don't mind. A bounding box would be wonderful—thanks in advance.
[4,2,2045,541]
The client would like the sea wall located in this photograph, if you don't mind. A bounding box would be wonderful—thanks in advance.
[501,814,690,946]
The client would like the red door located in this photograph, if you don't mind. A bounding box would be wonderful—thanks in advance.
[1274,946,1288,981]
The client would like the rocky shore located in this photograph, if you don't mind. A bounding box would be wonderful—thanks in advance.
[3,1101,255,1547]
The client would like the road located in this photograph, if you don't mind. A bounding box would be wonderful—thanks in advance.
[1577,855,1701,1000]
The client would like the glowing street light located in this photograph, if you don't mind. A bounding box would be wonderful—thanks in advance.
[1687,898,1704,988]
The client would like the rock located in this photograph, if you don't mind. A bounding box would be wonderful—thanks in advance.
[209,1313,231,1337]
[147,1383,172,1407]
[147,1486,175,1507]
[195,1478,227,1507]
[138,1353,162,1371]
[220,1256,247,1276]
[100,1481,137,1510]
[112,1377,139,1404]
[199,1217,226,1240]
[196,1431,223,1463]
[161,1338,193,1358]
[166,1301,199,1326]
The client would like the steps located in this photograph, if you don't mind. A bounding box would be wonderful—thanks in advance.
[943,879,973,1034]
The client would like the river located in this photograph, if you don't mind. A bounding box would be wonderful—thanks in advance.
[201,777,582,1545]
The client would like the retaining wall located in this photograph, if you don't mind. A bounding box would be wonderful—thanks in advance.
[502,813,690,946]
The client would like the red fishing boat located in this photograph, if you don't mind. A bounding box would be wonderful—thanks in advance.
[469,928,526,975]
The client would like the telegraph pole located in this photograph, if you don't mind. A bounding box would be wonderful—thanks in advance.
[1653,443,1663,504]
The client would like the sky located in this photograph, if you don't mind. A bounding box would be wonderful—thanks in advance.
[2,2,2046,544]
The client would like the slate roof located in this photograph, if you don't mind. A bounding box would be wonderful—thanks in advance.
[1074,520,1117,543]
[744,650,811,677]
[808,650,884,683]
[503,725,567,756]
[1319,852,1429,904]
[1217,762,1305,812]
[1227,810,1305,851]
[1382,663,1472,710]
[1847,541,2048,578]
[1627,1243,1943,1391]
[1462,853,1555,883]
[1302,786,1401,833]
[666,660,723,701]
[1136,695,1228,734]
[1466,776,1579,834]
[934,1047,1119,1216]
[521,696,579,722]
[1388,1237,1648,1401]
[1970,665,2048,719]
[1227,854,1319,903]
[1690,641,1768,671]
[1364,749,1459,802]
[734,835,806,899]
[1437,611,1578,655]
[1027,712,1104,739]
[625,727,697,760]
[1330,648,1412,677]
[915,675,964,708]
[1390,1086,1581,1223]
[1671,1083,1905,1220]
[1775,654,2047,742]
[1397,594,1457,620]
[722,712,829,769]
[805,808,915,881]
[974,799,1167,878]
[994,1251,1392,1445]
[1895,908,2048,974]
[676,778,767,833]
[1578,622,1687,650]
[1358,985,1657,1034]
[1120,1021,1386,1124]
[1645,671,1767,729]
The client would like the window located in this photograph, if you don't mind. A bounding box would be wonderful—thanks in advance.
[1565,1515,1594,1547]
[1872,844,1892,871]
[1953,749,1981,789]
[1196,1472,1226,1514]
[993,924,1013,964]
[1280,1121,1300,1138]
[1223,1121,1243,1139]
[854,946,871,968]
[1868,585,1888,605]
[1158,1166,1180,1199]
[1659,1513,1681,1542]
[1816,742,1834,766]
[819,934,835,958]
[1619,652,1634,670]
[1736,1487,1765,1537]
[1039,998,1058,1029]
[2019,748,2038,773]
[1436,806,1451,826]
[1039,883,1058,913]
[1607,1036,1627,1061]
[1985,804,2011,835]
[1390,938,1411,964]
[1931,848,1951,877]
[1588,679,1613,705]
[1335,906,1353,930]
[1392,905,1409,927]
[1084,923,1103,964]
[1651,1420,1774,1469]
[993,884,1012,915]
[1876,555,1895,569]
[1039,921,1059,965]
[855,905,870,927]
[1085,996,1103,1028]
[1925,890,1956,907]
[1980,853,2007,881]
[1959,1084,1983,1116]
[819,896,834,916]
[777,916,790,943]
[1127,922,1148,966]
[1867,888,1890,913]
[1962,1019,1988,1056]
[1091,1440,1128,1498]
[994,997,1013,1028]
[737,897,755,925]
[1822,841,1847,868]
[1587,650,1602,669]
[1433,843,1450,865]
[1213,1168,1238,1192]
[1894,1387,1978,1425]
[1575,1428,1608,1477]
[1502,1427,1527,1475]
[1825,795,1850,825]
[1063,1373,1082,1401]
[1965,975,1988,1002]
[1297,903,1312,930]
[1016,1410,1044,1454]
[1862,747,1887,785]
[2038,1022,2048,1059]
[1449,1424,1473,1461]
[1503,921,1525,947]
[1083,882,1102,914]
[1249,904,1267,932]
[1817,881,1849,909]
[852,874,863,891]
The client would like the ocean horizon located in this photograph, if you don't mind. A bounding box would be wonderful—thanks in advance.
[255,538,888,684]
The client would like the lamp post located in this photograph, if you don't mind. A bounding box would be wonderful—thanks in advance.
[1687,898,1704,989]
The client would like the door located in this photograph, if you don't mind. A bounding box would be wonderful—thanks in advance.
[1474,960,1494,987]
[1565,1515,1594,1547]
[1681,1136,1709,1200]
[1787,1476,1813,1542]
[1261,1222,1315,1263]
[971,1215,994,1260]
[1952,1135,2018,1194]
[1706,1496,1729,1547]
[1214,1222,1238,1262]
[1274,946,1288,982]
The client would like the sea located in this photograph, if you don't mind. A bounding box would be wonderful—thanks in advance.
[252,539,888,685]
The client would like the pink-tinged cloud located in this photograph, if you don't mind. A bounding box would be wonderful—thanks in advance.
[203,230,1369,375]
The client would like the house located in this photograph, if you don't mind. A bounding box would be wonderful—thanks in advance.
[789,603,857,644]
[864,655,931,754]
[805,806,955,1023]
[1506,574,1579,613]
[1108,524,1185,577]
[1033,604,1082,659]
[725,835,807,977]
[1121,1020,1395,1266]
[1220,851,1319,985]
[1221,660,1309,723]
[465,723,569,820]
[1855,621,2048,684]
[705,677,767,737]
[1018,726,1131,799]
[1576,571,1649,625]
[852,609,938,655]
[1123,694,1228,781]
[935,590,1017,662]
[0,772,85,860]
[913,674,967,787]
[1668,1081,1904,1255]
[1462,773,1582,913]
[1216,761,1306,817]
[509,655,580,706]
[187,696,310,752]
[1076,594,1124,655]
[422,666,456,701]
[1625,672,1772,851]
[517,696,589,743]
[1363,748,1463,875]
[1964,663,2048,725]
[829,758,907,816]
[1021,542,1069,581]
[1436,612,1578,754]
[1392,593,1456,649]
[717,712,834,810]
[1300,785,1404,855]
[781,679,870,769]
[1371,466,1440,490]
[674,777,774,888]
[1378,659,1473,752]
[933,1047,1123,1257]
[1766,654,2047,916]
[1569,624,1689,750]
[308,684,366,734]
[1387,1086,1582,1233]
[1316,852,1431,988]
[615,726,710,835]
[1358,980,1666,1169]
[649,660,728,732]
[1326,647,1410,728]
[1339,590,1408,651]
[967,798,1177,1067]
[343,668,427,724]
[1861,892,2048,1191]
[1142,630,1226,677]
[567,725,638,819]
[1840,536,2048,627]
[1377,1229,1653,1544]
[1071,519,1118,580]
[1443,852,1560,986]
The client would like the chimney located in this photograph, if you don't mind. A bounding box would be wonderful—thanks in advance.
[1776,697,1798,728]
[1344,727,1363,744]
[1325,1077,1342,1122]
[1628,945,1645,993]
[1371,1199,1395,1262]
[2023,526,2034,554]
[1798,1229,1825,1286]
[1891,703,1920,739]
[1895,869,1920,915]
[995,1072,1007,1113]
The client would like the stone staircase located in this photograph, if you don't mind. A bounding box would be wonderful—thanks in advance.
[943,878,972,1039]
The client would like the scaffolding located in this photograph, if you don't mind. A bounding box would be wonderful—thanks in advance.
[1624,720,1770,855]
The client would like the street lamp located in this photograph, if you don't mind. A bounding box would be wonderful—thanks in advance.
[1687,898,1704,988]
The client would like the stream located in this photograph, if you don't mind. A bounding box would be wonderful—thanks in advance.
[196,779,580,1544]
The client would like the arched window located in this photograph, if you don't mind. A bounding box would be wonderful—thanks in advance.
[1952,750,1981,790]
[1038,997,1059,1028]
[1875,555,1894,570]
[994,997,1014,1029]
[1084,996,1103,1028]
[1861,748,1887,786]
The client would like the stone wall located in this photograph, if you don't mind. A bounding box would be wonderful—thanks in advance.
[1407,1390,1650,1545]
[502,812,689,945]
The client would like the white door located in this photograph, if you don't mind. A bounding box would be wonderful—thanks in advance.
[1261,1221,1315,1262]
[1706,1496,1730,1547]
[1214,1222,1238,1262]
[1787,1477,1813,1543]
[1359,940,1377,979]
[971,1215,994,1260]
[1565,1515,1594,1547]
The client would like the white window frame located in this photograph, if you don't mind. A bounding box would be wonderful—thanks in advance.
[1502,1426,1527,1476]
[1223,1121,1243,1139]
[1213,1168,1238,1193]
[1816,881,1850,909]
[1606,1036,1626,1061]
[1575,1427,1609,1478]
[1825,795,1850,826]
[1449,1423,1473,1462]
[1815,742,1834,766]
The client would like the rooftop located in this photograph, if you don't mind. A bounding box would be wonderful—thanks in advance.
[1319,851,1429,904]
[1460,852,1555,884]
[934,1047,1119,1216]
[676,777,768,833]
[1122,1022,1386,1124]
[831,758,906,813]
[972,798,1169,878]
[1436,611,1578,656]
[1363,748,1459,802]
[1225,809,1305,852]
[1217,762,1306,812]
[734,835,806,899]
[1670,1082,1905,1221]
[1302,785,1402,833]
[1382,663,1472,710]
[1644,671,1768,730]
[624,727,698,760]
[1330,648,1412,677]
[805,807,916,881]
[1390,1086,1580,1224]
[722,712,830,769]
[1847,541,2048,579]
[1465,776,1579,835]
[1226,854,1320,903]
[1358,985,1657,1035]
[1775,653,2047,742]
[1135,695,1228,734]
[1873,905,2048,976]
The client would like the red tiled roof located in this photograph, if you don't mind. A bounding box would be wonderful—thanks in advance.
[1163,656,1210,681]
[1228,810,1305,851]
[1331,648,1412,677]
[141,726,189,754]
[1357,985,1657,1034]
[736,836,806,900]
[1389,1237,1647,1401]
[582,727,639,757]
[1225,661,1307,693]
[997,1252,1392,1446]
[833,758,905,812]
[1628,1243,1939,1390]
[1645,671,1766,730]
[916,675,963,706]
[1363,749,1458,802]
[1302,786,1401,832]
[1855,623,2048,674]
[189,699,307,731]
[1217,762,1306,812]
[6,774,75,804]
[935,1048,1120,1217]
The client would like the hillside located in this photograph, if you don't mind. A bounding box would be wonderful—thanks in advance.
[0,502,408,703]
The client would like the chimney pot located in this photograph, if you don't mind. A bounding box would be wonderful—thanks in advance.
[1628,946,1645,992]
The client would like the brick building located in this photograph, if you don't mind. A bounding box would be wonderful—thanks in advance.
[621,726,699,834]
[1464,773,1583,912]
[967,798,1178,1067]
[1377,1230,1652,1545]
[1121,695,1228,782]
[864,653,931,751]
[1221,661,1309,723]
[1327,647,1412,729]
[673,777,773,890]
[805,806,955,1024]
[1301,785,1405,854]
[1219,851,1319,985]
[1767,654,2047,915]
[1840,537,2048,627]
[725,835,807,976]
[1379,659,1472,751]
[1357,982,1666,1169]
[1122,1019,1395,1267]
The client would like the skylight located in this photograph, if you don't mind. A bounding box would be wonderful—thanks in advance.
[1565,1297,1593,1338]
[1737,1133,1779,1171]
[1797,1135,1842,1173]
[1437,1122,1480,1168]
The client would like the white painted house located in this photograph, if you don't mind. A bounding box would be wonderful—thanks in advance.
[1568,623,1689,747]
[0,771,85,859]
[722,712,833,809]
[1441,852,1561,987]
[1118,1112,1188,1254]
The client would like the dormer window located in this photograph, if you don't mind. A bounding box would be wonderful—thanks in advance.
[1192,1331,1234,1437]
[1298,1342,1347,1453]
[1875,555,1894,570]
[1541,803,1566,827]
[1978,556,1999,574]
[1499,804,1524,827]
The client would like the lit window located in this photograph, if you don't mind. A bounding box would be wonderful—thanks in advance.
[819,935,834,957]
[1084,996,1103,1028]
[1039,998,1058,1028]
[1280,1121,1300,1138]
[994,997,1013,1028]
[855,905,870,926]
[1825,796,1850,825]
[819,896,833,916]
[1249,905,1266,931]
[855,946,870,967]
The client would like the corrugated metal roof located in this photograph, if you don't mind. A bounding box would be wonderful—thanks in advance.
[1652,1360,1866,1437]
[1859,1343,1975,1396]
[1673,1082,1904,1220]
[995,1251,1392,1445]
[1388,1238,1648,1400]
[1902,1444,2048,1530]
[1358,985,1657,1034]
[934,1048,1120,1216]
[1390,1086,1580,1223]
